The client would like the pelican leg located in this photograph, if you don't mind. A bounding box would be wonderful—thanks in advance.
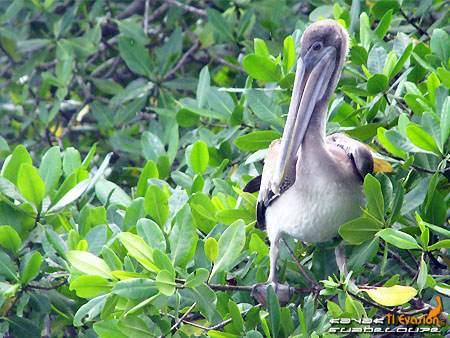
[335,243,348,276]
[267,235,280,283]
[251,235,293,306]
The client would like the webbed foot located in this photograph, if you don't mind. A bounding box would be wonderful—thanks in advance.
[251,281,294,307]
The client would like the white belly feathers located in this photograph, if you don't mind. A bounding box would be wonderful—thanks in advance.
[265,170,364,244]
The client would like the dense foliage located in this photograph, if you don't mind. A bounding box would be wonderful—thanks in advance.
[0,0,449,337]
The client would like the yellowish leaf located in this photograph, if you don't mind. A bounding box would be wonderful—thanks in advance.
[362,285,417,306]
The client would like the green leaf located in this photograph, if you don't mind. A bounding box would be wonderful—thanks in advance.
[391,43,412,78]
[437,67,450,88]
[62,147,82,177]
[136,160,159,198]
[17,163,45,207]
[363,174,384,222]
[362,285,417,306]
[348,238,380,273]
[38,146,61,194]
[430,29,450,64]
[73,294,108,326]
[216,209,255,225]
[211,219,245,278]
[0,225,21,253]
[141,131,165,163]
[169,205,198,267]
[406,124,442,156]
[152,248,175,277]
[21,251,41,285]
[185,268,209,288]
[267,285,281,338]
[254,38,270,57]
[144,185,169,227]
[245,89,283,129]
[3,316,41,338]
[2,144,32,186]
[206,8,234,41]
[69,275,112,298]
[417,256,427,292]
[376,228,421,250]
[118,232,158,272]
[191,284,222,325]
[350,46,368,66]
[112,278,158,299]
[339,217,381,243]
[367,74,389,94]
[137,218,166,251]
[440,97,450,147]
[197,66,210,108]
[155,269,176,296]
[249,233,269,264]
[374,9,392,40]
[94,319,128,338]
[204,237,219,262]
[190,140,209,174]
[428,240,450,251]
[368,47,387,75]
[67,250,114,279]
[0,251,18,281]
[228,300,244,334]
[283,35,295,73]
[243,55,281,82]
[117,36,153,77]
[383,50,397,79]
[234,131,281,151]
[372,1,399,19]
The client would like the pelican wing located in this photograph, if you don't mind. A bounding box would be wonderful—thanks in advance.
[326,133,373,181]
[243,139,297,228]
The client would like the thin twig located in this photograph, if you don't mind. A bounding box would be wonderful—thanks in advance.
[163,40,200,80]
[164,0,207,18]
[148,3,169,23]
[27,278,67,290]
[2,289,23,318]
[164,302,196,337]
[399,8,430,37]
[379,241,417,276]
[281,238,318,286]
[144,0,149,35]
[374,140,450,173]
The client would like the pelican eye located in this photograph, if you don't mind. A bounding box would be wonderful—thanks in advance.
[312,42,322,51]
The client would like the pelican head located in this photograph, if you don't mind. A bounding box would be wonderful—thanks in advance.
[272,20,348,194]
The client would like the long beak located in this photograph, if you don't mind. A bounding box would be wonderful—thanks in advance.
[271,46,337,194]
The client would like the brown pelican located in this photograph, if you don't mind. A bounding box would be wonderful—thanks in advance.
[246,20,373,304]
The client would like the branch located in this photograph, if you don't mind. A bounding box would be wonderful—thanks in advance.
[163,40,200,80]
[163,0,207,18]
[399,8,430,38]
[373,140,450,173]
[379,241,417,276]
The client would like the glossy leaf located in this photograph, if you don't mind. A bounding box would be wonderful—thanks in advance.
[0,225,21,253]
[204,237,219,262]
[234,131,281,151]
[67,250,114,279]
[376,228,421,250]
[211,219,245,278]
[144,185,169,227]
[339,217,381,243]
[190,140,209,174]
[17,163,45,206]
[406,124,442,155]
[243,55,281,82]
[363,174,384,222]
[362,285,417,306]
